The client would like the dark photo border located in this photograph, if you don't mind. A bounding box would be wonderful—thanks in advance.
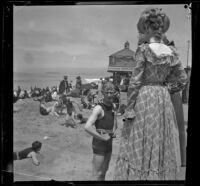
[1,0,199,186]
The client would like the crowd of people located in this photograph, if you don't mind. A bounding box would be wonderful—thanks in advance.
[13,7,191,181]
[13,73,121,128]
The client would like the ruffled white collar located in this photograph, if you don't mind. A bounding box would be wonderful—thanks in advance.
[149,43,173,57]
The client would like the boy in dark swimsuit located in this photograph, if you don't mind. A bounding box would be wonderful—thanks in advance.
[13,141,42,166]
[85,82,118,180]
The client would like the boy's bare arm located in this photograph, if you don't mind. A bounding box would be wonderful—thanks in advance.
[85,106,110,141]
[28,152,40,166]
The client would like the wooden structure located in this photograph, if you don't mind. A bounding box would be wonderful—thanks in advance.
[107,41,136,87]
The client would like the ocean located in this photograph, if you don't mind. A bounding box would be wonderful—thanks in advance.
[13,68,111,90]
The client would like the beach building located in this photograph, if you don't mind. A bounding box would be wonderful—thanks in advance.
[107,41,136,90]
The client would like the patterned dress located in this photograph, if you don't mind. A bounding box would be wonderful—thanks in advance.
[113,43,187,180]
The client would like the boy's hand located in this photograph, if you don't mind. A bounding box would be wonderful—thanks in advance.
[101,133,111,141]
[109,132,116,138]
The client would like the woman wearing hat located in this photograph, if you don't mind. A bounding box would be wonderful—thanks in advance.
[137,10,187,168]
[114,8,187,180]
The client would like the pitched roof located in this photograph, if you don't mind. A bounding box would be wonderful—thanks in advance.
[109,41,135,57]
[108,41,136,72]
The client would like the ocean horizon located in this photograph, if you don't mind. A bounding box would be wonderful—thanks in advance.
[13,67,111,90]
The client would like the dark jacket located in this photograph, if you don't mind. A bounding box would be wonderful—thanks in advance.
[59,80,69,94]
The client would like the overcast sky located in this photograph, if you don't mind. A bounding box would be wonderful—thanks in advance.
[14,4,192,72]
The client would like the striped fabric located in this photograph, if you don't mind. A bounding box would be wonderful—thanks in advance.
[113,43,187,180]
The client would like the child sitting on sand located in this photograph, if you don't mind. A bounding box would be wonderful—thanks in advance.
[13,141,42,166]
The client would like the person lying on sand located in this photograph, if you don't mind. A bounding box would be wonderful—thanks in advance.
[39,99,59,116]
[13,141,42,166]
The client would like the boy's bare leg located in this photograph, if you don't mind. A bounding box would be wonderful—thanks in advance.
[92,154,105,180]
[92,152,111,181]
[101,152,112,180]
[65,112,77,128]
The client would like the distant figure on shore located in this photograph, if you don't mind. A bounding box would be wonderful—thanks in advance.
[59,76,70,95]
[182,66,191,104]
[13,141,42,166]
[97,78,103,98]
[69,81,73,91]
[65,76,83,98]
[85,81,118,180]
[16,86,21,97]
[113,85,120,112]
[13,91,19,103]
[76,76,82,95]
[51,89,58,101]
[64,98,77,128]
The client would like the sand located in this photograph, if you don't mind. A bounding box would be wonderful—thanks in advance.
[13,93,187,181]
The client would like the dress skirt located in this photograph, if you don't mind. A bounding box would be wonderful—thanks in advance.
[171,92,187,166]
[113,85,181,180]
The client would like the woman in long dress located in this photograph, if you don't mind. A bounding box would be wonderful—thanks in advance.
[139,27,187,168]
[113,8,187,180]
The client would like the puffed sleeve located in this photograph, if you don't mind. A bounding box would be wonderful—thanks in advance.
[164,48,188,94]
[123,45,145,120]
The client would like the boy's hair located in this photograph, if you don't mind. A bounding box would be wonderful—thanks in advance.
[77,113,83,120]
[32,141,42,152]
[102,82,115,93]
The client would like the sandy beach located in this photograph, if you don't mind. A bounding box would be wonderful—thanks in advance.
[13,93,187,181]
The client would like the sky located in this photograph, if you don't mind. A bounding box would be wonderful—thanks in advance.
[14,3,192,73]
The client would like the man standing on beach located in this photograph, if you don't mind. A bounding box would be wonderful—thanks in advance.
[97,78,103,99]
[59,76,69,95]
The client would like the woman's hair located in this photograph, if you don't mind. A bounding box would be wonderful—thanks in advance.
[138,32,170,46]
[137,8,170,36]
[32,141,42,151]
[102,82,115,93]
[152,31,162,41]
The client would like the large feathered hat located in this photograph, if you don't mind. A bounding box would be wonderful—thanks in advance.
[137,7,170,34]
